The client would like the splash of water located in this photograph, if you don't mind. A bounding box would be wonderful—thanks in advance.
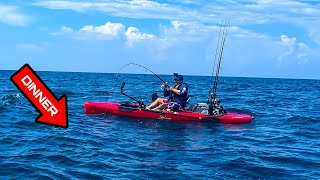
[0,94,21,107]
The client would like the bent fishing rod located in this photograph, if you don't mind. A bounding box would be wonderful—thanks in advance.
[119,63,166,84]
[118,63,167,107]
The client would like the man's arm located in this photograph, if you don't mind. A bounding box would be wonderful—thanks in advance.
[170,86,181,95]
[173,84,188,97]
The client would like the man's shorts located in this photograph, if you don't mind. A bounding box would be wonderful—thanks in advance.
[163,99,182,111]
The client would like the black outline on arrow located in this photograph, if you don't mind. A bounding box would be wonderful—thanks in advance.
[10,64,69,128]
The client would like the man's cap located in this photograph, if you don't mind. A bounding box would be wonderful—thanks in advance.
[173,73,183,81]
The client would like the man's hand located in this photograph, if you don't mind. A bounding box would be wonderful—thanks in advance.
[161,82,169,89]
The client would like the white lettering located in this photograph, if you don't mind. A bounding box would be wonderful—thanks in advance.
[28,82,34,89]
[21,75,32,86]
[35,91,47,103]
[29,83,40,96]
[48,106,58,117]
[21,75,59,117]
[41,99,52,110]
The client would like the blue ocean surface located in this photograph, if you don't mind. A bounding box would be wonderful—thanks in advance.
[0,70,319,179]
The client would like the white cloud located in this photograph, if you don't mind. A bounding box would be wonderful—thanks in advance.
[33,0,320,50]
[54,22,125,40]
[52,18,316,77]
[33,0,320,25]
[161,21,267,44]
[280,35,296,46]
[32,1,91,12]
[55,21,156,45]
[278,35,311,63]
[146,20,270,64]
[33,0,184,21]
[79,22,125,38]
[0,5,30,26]
[125,27,155,46]
[147,21,316,75]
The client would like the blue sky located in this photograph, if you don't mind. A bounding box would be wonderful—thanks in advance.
[1,0,320,79]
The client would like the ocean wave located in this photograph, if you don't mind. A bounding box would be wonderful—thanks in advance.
[0,94,21,107]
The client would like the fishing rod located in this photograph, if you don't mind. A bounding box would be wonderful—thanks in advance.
[209,20,224,97]
[119,63,166,84]
[212,21,230,100]
[120,82,144,107]
[117,63,167,107]
[210,20,230,101]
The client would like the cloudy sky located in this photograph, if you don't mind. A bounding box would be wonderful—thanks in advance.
[1,0,319,79]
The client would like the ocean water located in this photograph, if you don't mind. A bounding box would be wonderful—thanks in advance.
[0,70,319,179]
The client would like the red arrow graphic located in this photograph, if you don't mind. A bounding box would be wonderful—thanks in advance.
[10,64,68,128]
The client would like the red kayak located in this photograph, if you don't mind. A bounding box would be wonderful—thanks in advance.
[84,102,254,124]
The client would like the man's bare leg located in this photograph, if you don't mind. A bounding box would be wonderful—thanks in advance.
[153,103,168,111]
[147,98,164,109]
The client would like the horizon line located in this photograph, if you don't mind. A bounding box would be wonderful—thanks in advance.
[1,68,319,81]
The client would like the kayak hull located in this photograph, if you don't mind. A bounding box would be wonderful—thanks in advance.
[84,102,254,124]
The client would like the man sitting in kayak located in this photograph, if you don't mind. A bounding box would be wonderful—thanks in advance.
[147,73,188,111]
